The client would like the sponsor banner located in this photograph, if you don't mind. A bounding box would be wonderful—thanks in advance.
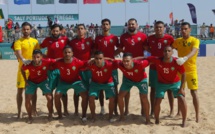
[206,44,215,56]
[198,44,206,57]
[8,14,79,22]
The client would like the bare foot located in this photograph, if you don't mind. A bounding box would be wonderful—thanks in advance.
[54,116,63,120]
[114,110,119,116]
[175,113,181,119]
[145,120,153,125]
[48,114,53,121]
[63,111,69,117]
[74,112,79,116]
[124,111,129,116]
[155,119,160,124]
[109,118,117,123]
[196,117,199,123]
[118,116,125,122]
[32,110,38,117]
[26,118,33,124]
[182,121,188,128]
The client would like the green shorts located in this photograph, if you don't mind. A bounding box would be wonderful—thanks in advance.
[156,81,182,98]
[56,80,87,95]
[79,70,92,90]
[112,69,119,86]
[120,76,148,94]
[149,69,158,88]
[89,81,115,99]
[48,69,60,90]
[25,80,52,95]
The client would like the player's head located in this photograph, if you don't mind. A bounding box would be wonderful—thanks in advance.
[61,26,66,36]
[154,21,165,36]
[127,18,138,33]
[94,51,104,67]
[77,24,86,37]
[21,22,32,38]
[181,22,191,38]
[51,24,62,39]
[163,46,173,59]
[63,45,73,60]
[101,18,111,32]
[32,49,43,65]
[122,52,133,69]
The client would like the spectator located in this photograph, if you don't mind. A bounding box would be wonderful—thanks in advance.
[14,22,21,40]
[54,18,60,25]
[209,24,214,39]
[47,16,53,28]
[200,22,207,39]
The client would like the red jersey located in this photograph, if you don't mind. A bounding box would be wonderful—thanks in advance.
[22,59,55,84]
[147,34,174,70]
[119,32,147,58]
[116,60,149,82]
[69,37,94,61]
[88,60,117,84]
[147,56,185,84]
[94,34,119,59]
[40,36,69,59]
[53,58,85,83]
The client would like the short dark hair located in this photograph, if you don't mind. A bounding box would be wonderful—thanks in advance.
[94,50,104,56]
[33,49,42,55]
[123,52,133,58]
[101,18,111,25]
[21,22,32,29]
[155,21,164,26]
[77,24,86,29]
[51,24,62,30]
[164,45,173,51]
[128,18,137,23]
[63,45,73,51]
[181,22,191,28]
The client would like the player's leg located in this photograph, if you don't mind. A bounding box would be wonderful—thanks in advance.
[79,91,88,120]
[108,97,115,121]
[54,92,63,119]
[167,90,174,117]
[25,94,33,124]
[17,88,24,119]
[124,92,130,115]
[177,95,187,127]
[45,93,53,120]
[73,93,79,115]
[149,69,157,116]
[89,96,96,122]
[118,91,128,121]
[62,94,68,116]
[99,90,105,115]
[114,85,118,115]
[32,89,38,116]
[154,98,162,124]
[191,90,199,122]
[112,70,119,115]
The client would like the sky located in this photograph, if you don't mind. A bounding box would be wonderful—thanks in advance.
[0,0,215,26]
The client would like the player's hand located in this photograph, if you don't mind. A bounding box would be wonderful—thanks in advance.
[176,56,188,66]
[88,59,95,65]
[178,89,185,96]
[21,58,32,65]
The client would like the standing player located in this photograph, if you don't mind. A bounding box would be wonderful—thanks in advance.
[21,50,53,124]
[94,18,119,115]
[173,22,200,123]
[69,24,94,115]
[14,22,40,119]
[147,46,187,127]
[53,46,88,121]
[115,18,147,115]
[145,21,175,116]
[117,53,150,124]
[40,24,69,116]
[88,51,117,122]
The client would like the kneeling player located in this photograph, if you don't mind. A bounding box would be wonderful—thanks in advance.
[147,46,187,127]
[88,51,117,122]
[53,46,88,121]
[117,53,151,124]
[21,50,54,124]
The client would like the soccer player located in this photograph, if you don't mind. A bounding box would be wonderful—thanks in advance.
[88,51,117,122]
[116,18,147,115]
[40,24,69,116]
[53,46,88,121]
[94,18,119,115]
[21,50,53,124]
[145,21,175,116]
[117,53,150,124]
[69,24,94,115]
[173,22,200,123]
[147,46,187,127]
[14,22,40,119]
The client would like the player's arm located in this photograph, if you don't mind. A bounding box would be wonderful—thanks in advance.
[178,72,186,96]
[114,47,123,56]
[132,56,145,60]
[114,36,123,56]
[15,50,31,65]
[21,67,28,86]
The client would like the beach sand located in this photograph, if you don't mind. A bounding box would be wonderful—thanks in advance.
[0,57,215,134]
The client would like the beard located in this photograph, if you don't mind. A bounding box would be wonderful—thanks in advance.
[51,34,60,39]
[128,28,136,33]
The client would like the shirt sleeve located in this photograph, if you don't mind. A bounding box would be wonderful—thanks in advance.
[146,56,158,64]
[94,37,99,50]
[177,64,185,74]
[34,40,40,50]
[22,64,28,71]
[14,40,21,51]
[119,35,124,49]
[142,34,147,48]
[114,36,120,48]
[172,39,178,49]
[140,60,150,68]
[169,36,175,46]
[192,38,200,49]
[40,38,48,48]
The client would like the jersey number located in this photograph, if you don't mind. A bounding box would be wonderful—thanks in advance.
[127,72,133,76]
[37,70,41,76]
[158,43,162,49]
[131,39,135,46]
[56,42,59,48]
[81,43,85,50]
[67,69,70,75]
[96,71,103,76]
[163,68,169,74]
[104,41,108,47]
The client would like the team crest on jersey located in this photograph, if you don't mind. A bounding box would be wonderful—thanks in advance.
[104,68,107,72]
[49,41,52,43]
[86,42,90,45]
[43,67,46,70]
[134,69,138,73]
[164,40,167,44]
[110,39,113,43]
[33,42,36,45]
[171,67,175,71]
[61,40,64,43]
[187,42,191,46]
[137,37,141,41]
[72,66,76,70]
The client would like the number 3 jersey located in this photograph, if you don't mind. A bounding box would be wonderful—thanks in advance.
[40,36,70,59]
[147,56,185,84]
[22,59,56,84]
[69,37,94,61]
[147,34,174,70]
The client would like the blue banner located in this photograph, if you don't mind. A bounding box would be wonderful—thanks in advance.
[14,0,30,5]
[187,3,197,24]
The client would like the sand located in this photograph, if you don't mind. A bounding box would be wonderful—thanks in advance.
[0,57,215,134]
